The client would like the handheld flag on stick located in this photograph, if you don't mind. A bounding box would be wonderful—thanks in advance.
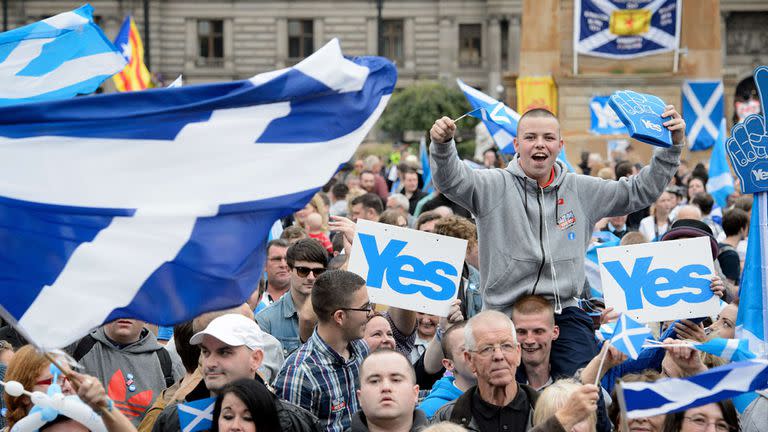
[112,15,153,91]
[693,338,757,362]
[0,39,396,350]
[0,4,126,106]
[610,313,653,360]
[178,397,216,432]
[456,79,519,153]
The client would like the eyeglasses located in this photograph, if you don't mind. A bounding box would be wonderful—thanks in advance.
[683,416,733,432]
[340,303,374,316]
[293,266,326,278]
[469,342,518,358]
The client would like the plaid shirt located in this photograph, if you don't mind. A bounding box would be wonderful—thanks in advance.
[273,329,369,432]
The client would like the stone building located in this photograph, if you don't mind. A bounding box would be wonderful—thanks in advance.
[3,0,767,160]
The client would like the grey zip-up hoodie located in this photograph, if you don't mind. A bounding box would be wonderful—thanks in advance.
[430,139,681,314]
[77,328,182,426]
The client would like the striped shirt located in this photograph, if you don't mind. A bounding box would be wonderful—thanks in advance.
[273,329,369,432]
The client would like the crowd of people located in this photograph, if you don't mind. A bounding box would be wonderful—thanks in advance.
[1,106,766,432]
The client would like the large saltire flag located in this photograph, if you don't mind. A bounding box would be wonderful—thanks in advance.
[112,15,153,92]
[0,4,126,106]
[573,0,682,59]
[0,39,396,349]
[682,80,724,151]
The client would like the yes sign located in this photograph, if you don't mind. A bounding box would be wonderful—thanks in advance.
[347,220,467,316]
[598,237,720,323]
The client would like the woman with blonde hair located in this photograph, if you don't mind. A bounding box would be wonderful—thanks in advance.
[293,192,328,231]
[533,379,597,432]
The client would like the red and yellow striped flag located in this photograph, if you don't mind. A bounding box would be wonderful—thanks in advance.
[112,16,153,92]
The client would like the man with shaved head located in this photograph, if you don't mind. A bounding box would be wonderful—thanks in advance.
[429,106,687,377]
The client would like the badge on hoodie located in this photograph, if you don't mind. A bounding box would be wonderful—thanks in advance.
[331,397,347,412]
[557,211,576,230]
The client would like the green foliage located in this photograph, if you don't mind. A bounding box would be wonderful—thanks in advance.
[379,81,476,139]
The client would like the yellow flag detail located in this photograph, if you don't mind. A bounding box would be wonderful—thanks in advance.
[609,9,651,36]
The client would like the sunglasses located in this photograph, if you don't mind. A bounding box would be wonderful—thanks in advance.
[294,266,327,278]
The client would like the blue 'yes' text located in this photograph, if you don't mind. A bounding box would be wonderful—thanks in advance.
[359,233,458,301]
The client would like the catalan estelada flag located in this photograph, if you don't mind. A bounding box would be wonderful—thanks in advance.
[112,16,153,91]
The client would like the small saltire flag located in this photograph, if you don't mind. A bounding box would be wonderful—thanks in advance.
[0,38,396,349]
[456,79,519,153]
[682,80,724,151]
[596,322,617,342]
[706,119,735,208]
[0,4,126,106]
[112,16,153,92]
[619,359,768,418]
[178,397,216,432]
[574,0,682,59]
[420,135,433,193]
[585,231,621,298]
[692,338,757,362]
[610,313,652,360]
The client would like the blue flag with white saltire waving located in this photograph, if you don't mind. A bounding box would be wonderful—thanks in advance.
[456,79,519,153]
[682,81,724,151]
[178,397,215,432]
[692,338,757,362]
[420,135,433,193]
[706,119,735,208]
[620,359,768,418]
[610,313,652,359]
[737,192,768,358]
[0,38,396,349]
[0,4,126,107]
[585,231,621,298]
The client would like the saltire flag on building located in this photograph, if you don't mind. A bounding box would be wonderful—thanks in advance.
[178,397,216,432]
[0,38,396,349]
[682,80,724,151]
[112,15,153,92]
[609,313,652,360]
[692,338,757,362]
[573,0,682,59]
[456,78,519,153]
[706,119,734,208]
[0,4,126,107]
[619,359,768,418]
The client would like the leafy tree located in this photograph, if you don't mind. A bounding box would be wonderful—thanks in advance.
[378,81,476,140]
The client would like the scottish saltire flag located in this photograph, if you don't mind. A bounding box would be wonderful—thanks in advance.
[112,16,153,92]
[0,4,126,107]
[706,119,734,208]
[596,322,617,342]
[420,135,433,193]
[573,0,681,59]
[0,39,396,349]
[456,79,519,153]
[693,338,757,362]
[682,81,724,151]
[620,359,768,418]
[585,232,621,297]
[590,96,627,135]
[610,313,652,359]
[178,397,215,432]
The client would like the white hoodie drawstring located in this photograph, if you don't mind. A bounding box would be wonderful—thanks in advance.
[541,187,563,314]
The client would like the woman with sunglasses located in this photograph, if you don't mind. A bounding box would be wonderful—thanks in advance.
[661,400,739,432]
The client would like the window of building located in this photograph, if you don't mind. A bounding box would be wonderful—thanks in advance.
[197,19,224,67]
[459,24,482,67]
[288,19,314,60]
[382,19,404,64]
[726,12,768,56]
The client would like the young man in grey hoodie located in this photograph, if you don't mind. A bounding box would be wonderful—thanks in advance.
[429,105,686,377]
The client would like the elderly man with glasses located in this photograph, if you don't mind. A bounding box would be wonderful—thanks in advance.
[275,269,372,432]
[256,238,328,357]
[432,310,600,432]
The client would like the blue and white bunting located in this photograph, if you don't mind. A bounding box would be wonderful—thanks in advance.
[692,338,757,362]
[610,313,652,360]
[0,4,126,106]
[706,119,735,208]
[0,38,396,349]
[456,79,519,153]
[620,359,768,418]
[573,0,682,60]
[682,81,724,151]
[178,397,216,432]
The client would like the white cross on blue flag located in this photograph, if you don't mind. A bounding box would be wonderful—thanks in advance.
[610,313,652,359]
[620,359,768,418]
[682,80,724,151]
[178,397,216,432]
[456,79,519,153]
[692,338,757,362]
[0,38,396,349]
[0,4,126,106]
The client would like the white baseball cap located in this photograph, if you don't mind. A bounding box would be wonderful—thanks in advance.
[189,314,266,350]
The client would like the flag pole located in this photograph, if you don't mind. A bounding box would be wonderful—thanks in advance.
[615,381,631,432]
[453,111,471,123]
[594,340,612,387]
